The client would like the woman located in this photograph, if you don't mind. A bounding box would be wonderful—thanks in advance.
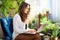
[13,1,40,40]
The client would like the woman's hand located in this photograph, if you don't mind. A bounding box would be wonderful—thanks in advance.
[28,29,36,33]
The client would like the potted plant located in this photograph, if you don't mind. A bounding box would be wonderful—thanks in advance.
[50,23,59,40]
[39,14,59,40]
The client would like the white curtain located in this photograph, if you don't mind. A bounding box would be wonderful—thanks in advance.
[56,0,60,23]
[51,0,60,23]
[25,0,51,19]
[25,0,60,23]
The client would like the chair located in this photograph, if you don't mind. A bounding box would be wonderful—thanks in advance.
[0,18,13,40]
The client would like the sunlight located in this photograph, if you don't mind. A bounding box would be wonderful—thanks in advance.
[25,0,51,20]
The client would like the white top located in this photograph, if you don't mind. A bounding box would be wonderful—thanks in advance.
[12,13,44,40]
[12,13,30,40]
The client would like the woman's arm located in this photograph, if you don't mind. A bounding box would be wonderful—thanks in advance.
[13,17,28,34]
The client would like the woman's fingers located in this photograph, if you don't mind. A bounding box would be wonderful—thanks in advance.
[28,29,36,33]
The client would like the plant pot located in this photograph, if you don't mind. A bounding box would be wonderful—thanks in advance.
[44,35,50,40]
[50,37,58,40]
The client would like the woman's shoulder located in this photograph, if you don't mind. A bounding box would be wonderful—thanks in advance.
[13,13,20,19]
[14,13,19,17]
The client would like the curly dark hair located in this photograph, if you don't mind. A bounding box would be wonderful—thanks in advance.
[18,1,30,22]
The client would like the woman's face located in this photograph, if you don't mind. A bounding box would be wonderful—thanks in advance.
[23,5,30,14]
